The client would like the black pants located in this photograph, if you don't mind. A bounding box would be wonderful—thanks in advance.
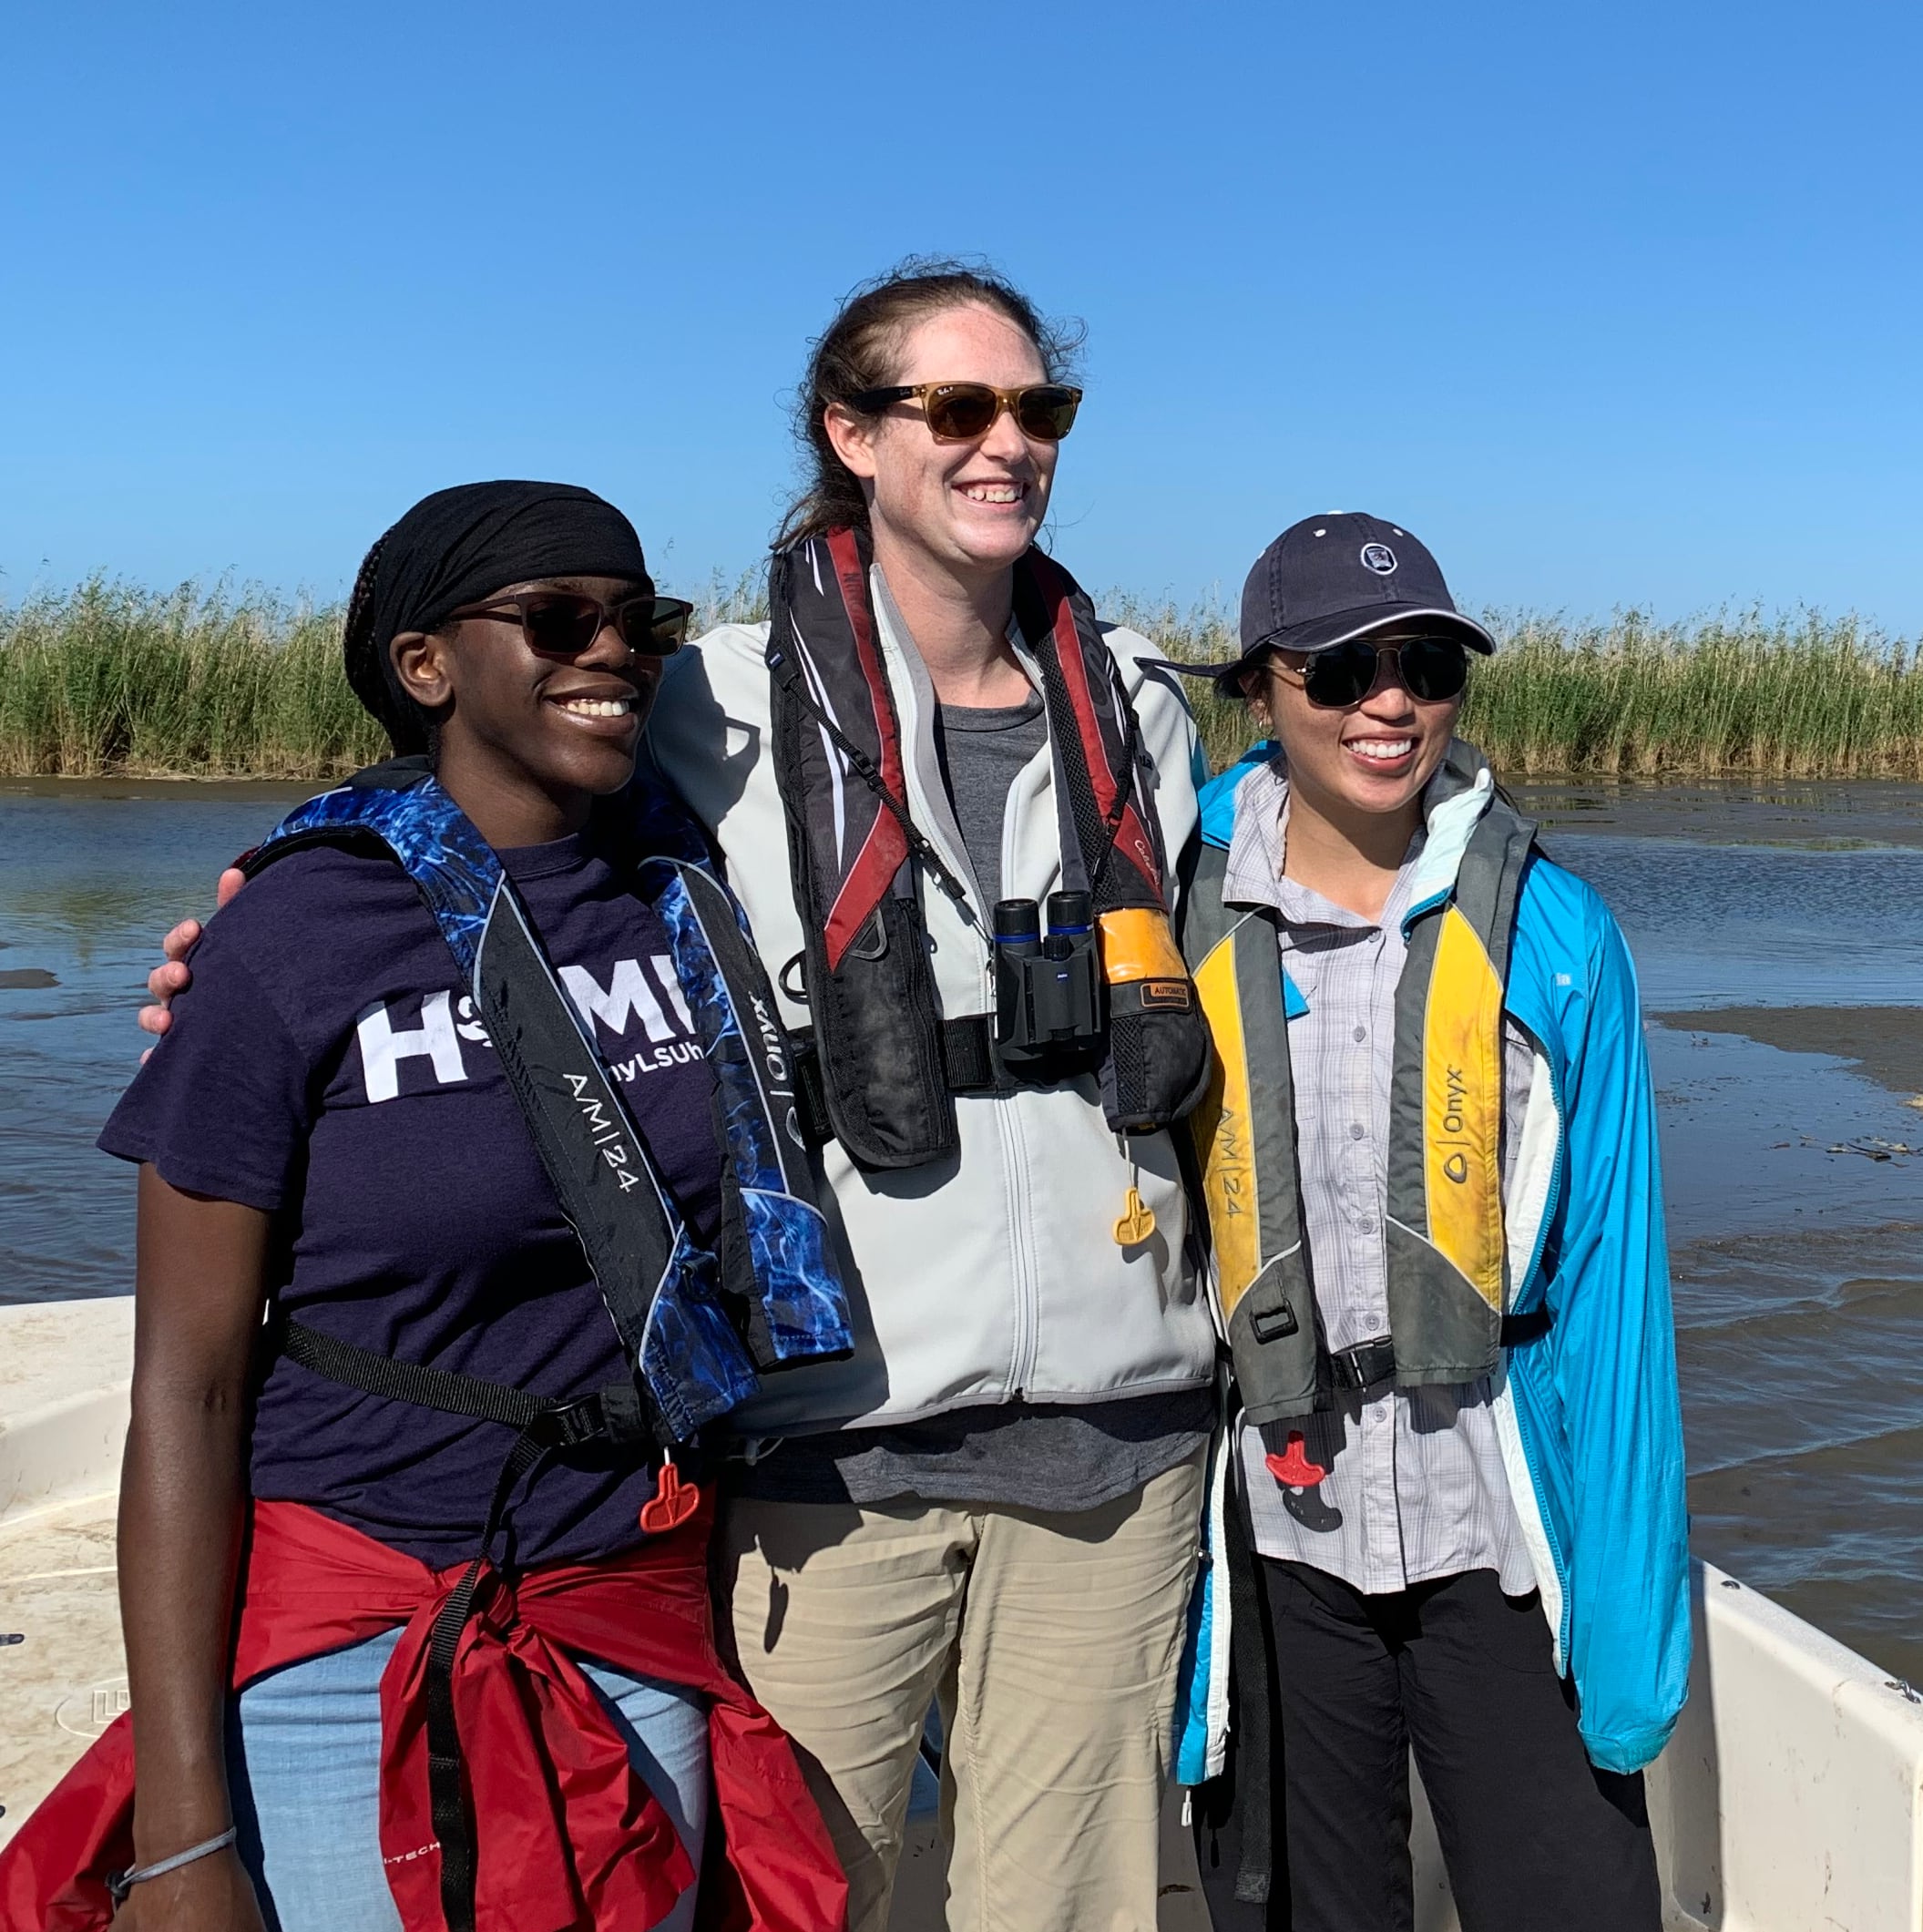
[1196,1560,1662,1932]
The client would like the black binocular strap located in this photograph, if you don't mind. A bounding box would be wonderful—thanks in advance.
[274,1317,645,1932]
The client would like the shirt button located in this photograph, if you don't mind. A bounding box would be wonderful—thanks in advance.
[1350,1123,1366,1140]
[1353,1025,1367,1042]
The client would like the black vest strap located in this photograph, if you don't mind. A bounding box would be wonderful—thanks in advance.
[275,1316,654,1450]
[271,1315,656,1932]
[1221,1455,1276,1906]
[1255,1308,1555,1456]
[787,1013,1017,1147]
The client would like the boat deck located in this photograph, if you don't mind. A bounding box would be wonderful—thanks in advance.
[0,1492,122,1842]
[4,1299,1921,1931]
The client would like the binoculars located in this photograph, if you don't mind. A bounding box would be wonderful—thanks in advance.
[992,892,1106,1074]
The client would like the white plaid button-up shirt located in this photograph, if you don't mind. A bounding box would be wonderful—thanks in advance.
[1225,760,1538,1597]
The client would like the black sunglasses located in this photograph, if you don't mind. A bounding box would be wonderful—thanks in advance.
[848,381,1083,444]
[1267,636,1470,710]
[453,590,692,658]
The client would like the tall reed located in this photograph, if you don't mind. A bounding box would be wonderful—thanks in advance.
[4,579,1919,782]
[1126,596,1923,781]
[0,579,382,779]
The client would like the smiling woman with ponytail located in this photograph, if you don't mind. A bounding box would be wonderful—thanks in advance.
[641,261,1219,1932]
[772,262,1082,551]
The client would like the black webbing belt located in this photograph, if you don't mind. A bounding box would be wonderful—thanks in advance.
[1259,1308,1556,1462]
[272,1318,653,1932]
[1499,1306,1553,1348]
[790,1014,1009,1146]
[1326,1307,1555,1395]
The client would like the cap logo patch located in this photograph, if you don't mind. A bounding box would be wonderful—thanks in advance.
[1360,542,1397,576]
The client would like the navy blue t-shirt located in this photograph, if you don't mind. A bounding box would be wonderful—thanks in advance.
[100,829,723,1569]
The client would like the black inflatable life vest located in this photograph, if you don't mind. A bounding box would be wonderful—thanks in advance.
[764,527,1212,1170]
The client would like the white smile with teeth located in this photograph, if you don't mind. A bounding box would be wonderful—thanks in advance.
[963,483,1024,504]
[553,697,632,718]
[1346,738,1414,762]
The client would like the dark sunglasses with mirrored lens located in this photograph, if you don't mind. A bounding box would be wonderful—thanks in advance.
[1282,636,1470,710]
[849,381,1083,444]
[454,591,693,658]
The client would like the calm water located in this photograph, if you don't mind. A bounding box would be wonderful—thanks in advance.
[2,777,1920,1681]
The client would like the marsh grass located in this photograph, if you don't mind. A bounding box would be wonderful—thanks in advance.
[4,577,1920,781]
[1126,595,1923,781]
[0,579,382,778]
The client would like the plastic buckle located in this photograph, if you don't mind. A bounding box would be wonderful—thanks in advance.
[541,1394,609,1448]
[1332,1337,1396,1391]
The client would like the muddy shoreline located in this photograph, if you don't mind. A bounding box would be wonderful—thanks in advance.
[1,775,315,802]
[1517,777,1923,847]
[1652,1007,1923,1099]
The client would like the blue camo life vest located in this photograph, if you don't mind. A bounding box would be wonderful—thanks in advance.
[242,761,854,1445]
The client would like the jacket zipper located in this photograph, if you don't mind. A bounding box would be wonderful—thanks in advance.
[998,752,1044,1396]
[885,618,1036,1398]
[1508,1005,1574,1659]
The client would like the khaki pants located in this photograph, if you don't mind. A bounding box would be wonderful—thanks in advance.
[722,1452,1205,1932]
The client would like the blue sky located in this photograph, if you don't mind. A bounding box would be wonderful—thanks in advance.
[5,0,1918,629]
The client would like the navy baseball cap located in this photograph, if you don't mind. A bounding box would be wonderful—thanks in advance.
[1172,513,1494,690]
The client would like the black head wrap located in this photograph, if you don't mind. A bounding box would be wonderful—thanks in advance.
[343,480,653,753]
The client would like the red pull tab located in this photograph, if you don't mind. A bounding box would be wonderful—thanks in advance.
[1264,1432,1328,1488]
[639,1460,701,1535]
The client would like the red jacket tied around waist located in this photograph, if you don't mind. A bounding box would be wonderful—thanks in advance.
[0,1497,847,1932]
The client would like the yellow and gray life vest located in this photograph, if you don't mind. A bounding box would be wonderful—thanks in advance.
[1181,754,1540,1425]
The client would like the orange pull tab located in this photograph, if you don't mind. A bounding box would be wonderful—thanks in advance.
[639,1460,701,1535]
[1113,1187,1157,1246]
[1264,1432,1328,1488]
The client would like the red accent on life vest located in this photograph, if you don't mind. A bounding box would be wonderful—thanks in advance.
[821,525,911,971]
[1025,549,1163,901]
[1265,1433,1328,1487]
[0,1498,845,1932]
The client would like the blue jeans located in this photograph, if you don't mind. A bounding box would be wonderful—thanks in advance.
[226,1627,710,1932]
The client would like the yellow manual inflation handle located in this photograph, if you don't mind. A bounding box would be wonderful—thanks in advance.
[1113,1187,1157,1246]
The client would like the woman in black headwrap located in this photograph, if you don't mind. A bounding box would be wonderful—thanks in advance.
[0,485,849,1932]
